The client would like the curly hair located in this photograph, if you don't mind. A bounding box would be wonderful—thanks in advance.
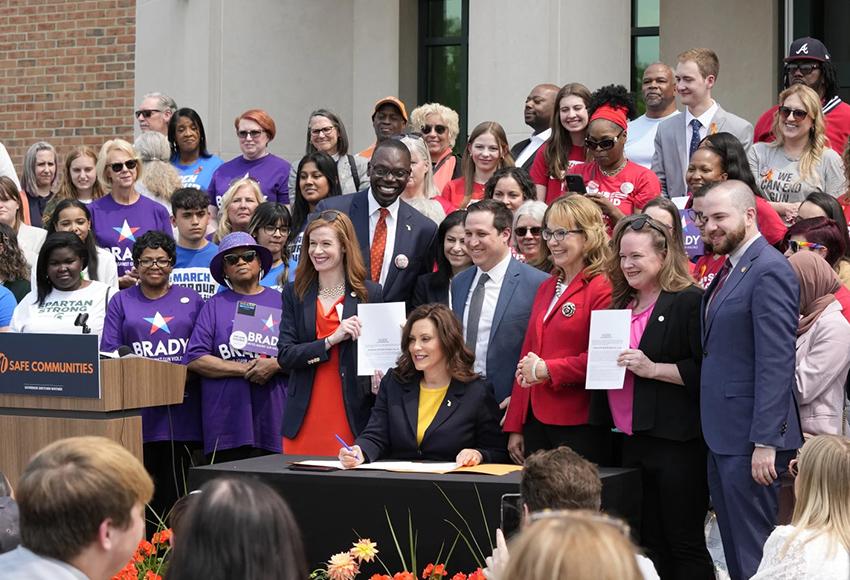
[393,303,479,383]
[484,167,536,203]
[0,223,30,282]
[409,103,460,150]
[588,84,637,120]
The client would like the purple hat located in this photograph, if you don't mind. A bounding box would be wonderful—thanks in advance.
[786,37,831,62]
[209,231,273,286]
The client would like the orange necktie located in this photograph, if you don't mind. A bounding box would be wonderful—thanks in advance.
[371,208,390,282]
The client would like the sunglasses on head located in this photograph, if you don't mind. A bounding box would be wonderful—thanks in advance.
[318,210,342,222]
[778,106,808,121]
[110,159,138,172]
[421,124,448,135]
[222,250,258,266]
[135,109,161,119]
[789,240,825,253]
[584,131,624,151]
[624,214,669,244]
[515,226,542,237]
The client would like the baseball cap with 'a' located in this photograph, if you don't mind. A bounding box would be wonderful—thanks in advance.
[785,37,830,62]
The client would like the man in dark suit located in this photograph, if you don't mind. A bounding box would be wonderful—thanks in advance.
[316,139,437,305]
[700,180,803,580]
[510,83,559,171]
[451,200,548,407]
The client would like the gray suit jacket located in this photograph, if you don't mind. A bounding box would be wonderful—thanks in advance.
[651,104,753,198]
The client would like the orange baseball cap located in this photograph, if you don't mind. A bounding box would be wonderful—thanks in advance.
[372,96,408,122]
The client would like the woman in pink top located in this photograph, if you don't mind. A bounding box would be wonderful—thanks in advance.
[606,214,713,580]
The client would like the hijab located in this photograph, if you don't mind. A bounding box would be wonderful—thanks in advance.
[788,251,840,336]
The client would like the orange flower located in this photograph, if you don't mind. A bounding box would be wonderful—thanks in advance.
[152,528,173,545]
[422,563,447,578]
[467,569,486,580]
[450,574,467,580]
[370,576,393,580]
[145,572,162,580]
[393,573,415,580]
[327,551,359,580]
[139,540,155,556]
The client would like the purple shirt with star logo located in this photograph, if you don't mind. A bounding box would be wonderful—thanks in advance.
[101,284,204,443]
[184,287,285,454]
[89,194,173,276]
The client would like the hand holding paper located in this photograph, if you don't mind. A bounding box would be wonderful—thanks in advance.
[586,309,631,390]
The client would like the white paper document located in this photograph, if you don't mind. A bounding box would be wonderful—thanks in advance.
[585,309,631,390]
[357,302,407,376]
[292,459,460,474]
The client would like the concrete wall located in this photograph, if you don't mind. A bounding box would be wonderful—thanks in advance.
[468,0,631,147]
[660,0,778,125]
[136,0,404,162]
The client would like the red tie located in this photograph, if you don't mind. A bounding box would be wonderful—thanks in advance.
[707,260,732,312]
[371,208,390,282]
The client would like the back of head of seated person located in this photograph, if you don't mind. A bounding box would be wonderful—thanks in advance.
[520,446,602,521]
[166,477,307,580]
[0,436,152,580]
[0,470,20,555]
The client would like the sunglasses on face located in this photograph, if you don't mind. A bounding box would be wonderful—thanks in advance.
[421,124,448,135]
[222,250,258,266]
[789,240,825,253]
[109,159,138,172]
[584,131,624,151]
[785,62,820,75]
[515,226,542,237]
[778,106,808,121]
[237,130,264,140]
[135,109,161,118]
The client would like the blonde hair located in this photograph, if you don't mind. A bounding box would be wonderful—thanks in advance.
[97,139,143,192]
[540,194,611,278]
[135,132,181,203]
[214,176,264,243]
[607,214,694,308]
[400,135,440,199]
[771,84,828,184]
[677,48,719,79]
[409,103,460,149]
[17,436,152,561]
[784,435,850,558]
[503,510,641,580]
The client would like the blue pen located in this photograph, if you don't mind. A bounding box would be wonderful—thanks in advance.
[335,433,359,459]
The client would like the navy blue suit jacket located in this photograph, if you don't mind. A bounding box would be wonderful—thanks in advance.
[316,189,438,305]
[451,257,548,402]
[355,373,509,464]
[277,279,382,439]
[700,236,803,455]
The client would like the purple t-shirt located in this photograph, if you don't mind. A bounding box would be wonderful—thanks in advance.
[89,194,173,276]
[184,287,285,454]
[101,285,204,443]
[208,154,291,208]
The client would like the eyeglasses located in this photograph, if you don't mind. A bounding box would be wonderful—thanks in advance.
[584,131,624,151]
[310,126,335,137]
[541,228,583,241]
[624,214,669,243]
[237,130,265,140]
[222,250,259,266]
[371,166,411,180]
[686,209,707,225]
[785,62,820,76]
[421,124,447,135]
[261,224,289,236]
[109,159,138,172]
[778,106,808,121]
[137,257,174,269]
[789,240,825,253]
[135,109,161,118]
[515,226,542,237]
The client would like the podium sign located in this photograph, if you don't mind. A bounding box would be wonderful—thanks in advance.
[0,333,100,398]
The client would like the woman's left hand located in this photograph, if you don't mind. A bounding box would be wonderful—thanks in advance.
[617,348,656,378]
[517,352,548,386]
[245,357,280,384]
[456,448,484,467]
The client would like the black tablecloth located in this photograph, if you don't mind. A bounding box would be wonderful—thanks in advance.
[190,455,641,574]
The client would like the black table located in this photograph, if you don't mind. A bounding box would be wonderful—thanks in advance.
[190,455,641,574]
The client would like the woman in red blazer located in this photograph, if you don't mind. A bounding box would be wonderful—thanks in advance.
[503,194,613,465]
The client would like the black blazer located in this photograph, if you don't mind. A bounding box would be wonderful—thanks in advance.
[411,271,450,309]
[277,279,382,439]
[607,286,705,441]
[509,138,539,172]
[355,373,509,464]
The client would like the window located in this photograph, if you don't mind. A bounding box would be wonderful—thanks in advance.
[418,0,468,150]
[631,0,660,115]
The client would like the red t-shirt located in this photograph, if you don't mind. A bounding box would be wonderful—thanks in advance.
[529,142,586,204]
[754,100,850,154]
[440,177,484,208]
[694,253,726,289]
[575,160,661,216]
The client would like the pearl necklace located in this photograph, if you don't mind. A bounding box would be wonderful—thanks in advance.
[555,276,565,299]
[600,158,628,177]
[318,283,345,299]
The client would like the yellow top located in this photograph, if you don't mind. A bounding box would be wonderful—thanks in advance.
[416,383,449,445]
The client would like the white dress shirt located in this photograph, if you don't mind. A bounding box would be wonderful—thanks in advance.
[514,128,551,167]
[684,100,719,156]
[463,251,512,376]
[367,189,400,286]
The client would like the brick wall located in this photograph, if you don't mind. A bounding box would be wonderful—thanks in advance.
[0,0,136,178]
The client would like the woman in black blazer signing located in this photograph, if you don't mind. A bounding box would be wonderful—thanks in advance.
[338,303,508,467]
[278,210,382,456]
[606,214,713,580]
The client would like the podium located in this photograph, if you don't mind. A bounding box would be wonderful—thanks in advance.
[0,357,186,487]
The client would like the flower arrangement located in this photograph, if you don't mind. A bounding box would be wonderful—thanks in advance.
[112,528,172,580]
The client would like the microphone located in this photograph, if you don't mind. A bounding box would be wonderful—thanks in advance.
[74,313,91,334]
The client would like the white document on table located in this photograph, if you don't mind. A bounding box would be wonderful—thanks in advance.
[585,309,631,390]
[292,459,460,474]
[357,302,407,376]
